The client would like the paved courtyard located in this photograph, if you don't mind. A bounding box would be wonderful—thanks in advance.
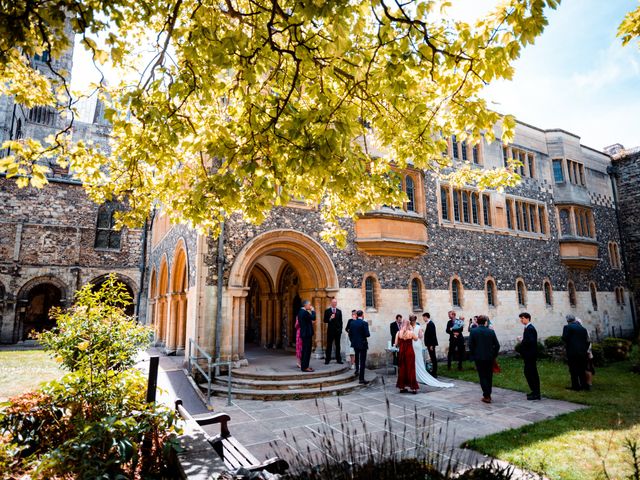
[143,349,583,473]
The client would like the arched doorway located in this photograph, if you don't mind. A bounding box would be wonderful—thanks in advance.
[16,277,67,341]
[227,230,339,361]
[89,274,136,317]
[168,245,188,354]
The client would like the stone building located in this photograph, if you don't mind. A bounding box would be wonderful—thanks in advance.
[148,121,635,366]
[0,34,145,344]
[607,144,640,325]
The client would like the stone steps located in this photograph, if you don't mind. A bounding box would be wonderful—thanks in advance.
[213,370,359,391]
[204,375,375,401]
[231,364,350,381]
[202,360,377,400]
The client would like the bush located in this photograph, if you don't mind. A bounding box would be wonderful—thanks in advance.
[514,341,547,358]
[544,335,563,349]
[0,275,179,479]
[602,337,633,362]
[591,343,605,367]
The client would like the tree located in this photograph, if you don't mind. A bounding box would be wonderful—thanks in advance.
[1,0,561,246]
[619,2,640,47]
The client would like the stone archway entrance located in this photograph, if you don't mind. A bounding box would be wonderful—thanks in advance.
[16,277,67,341]
[226,230,339,362]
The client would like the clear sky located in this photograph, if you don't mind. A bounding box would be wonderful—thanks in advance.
[71,0,640,150]
[452,0,640,150]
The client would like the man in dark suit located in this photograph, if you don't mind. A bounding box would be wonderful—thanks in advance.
[469,315,500,403]
[389,314,403,365]
[562,314,590,391]
[323,298,344,364]
[519,312,541,400]
[298,300,316,372]
[422,312,439,378]
[350,310,371,384]
[446,310,465,370]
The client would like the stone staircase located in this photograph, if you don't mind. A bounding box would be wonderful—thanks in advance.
[203,361,376,401]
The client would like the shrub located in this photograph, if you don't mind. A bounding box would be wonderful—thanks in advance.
[0,275,179,478]
[544,335,563,349]
[591,343,606,367]
[514,341,547,358]
[602,337,633,362]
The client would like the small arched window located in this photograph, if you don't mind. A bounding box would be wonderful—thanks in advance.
[405,175,415,212]
[568,281,577,307]
[589,282,598,311]
[616,287,625,306]
[486,279,496,307]
[94,203,122,250]
[451,279,462,307]
[516,279,527,307]
[365,276,376,309]
[543,281,553,307]
[609,242,621,269]
[411,278,421,311]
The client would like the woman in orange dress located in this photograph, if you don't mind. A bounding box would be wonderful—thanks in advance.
[395,318,419,394]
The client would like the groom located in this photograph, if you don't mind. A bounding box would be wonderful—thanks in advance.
[350,310,370,384]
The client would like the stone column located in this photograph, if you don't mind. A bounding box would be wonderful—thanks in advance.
[166,293,178,352]
[227,287,249,361]
[312,295,325,359]
[259,294,269,347]
[274,296,282,349]
[176,293,187,353]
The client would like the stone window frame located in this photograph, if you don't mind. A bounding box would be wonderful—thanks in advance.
[94,202,123,251]
[556,205,596,240]
[568,280,577,307]
[506,197,548,236]
[438,184,492,229]
[362,273,381,313]
[608,241,621,269]
[485,276,498,308]
[515,277,527,307]
[589,282,598,312]
[448,135,484,165]
[543,279,553,308]
[502,144,536,178]
[449,275,464,308]
[408,273,425,312]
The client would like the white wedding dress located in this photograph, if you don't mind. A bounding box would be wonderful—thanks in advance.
[413,324,454,388]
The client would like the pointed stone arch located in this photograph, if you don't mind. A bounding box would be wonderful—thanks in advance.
[168,240,189,353]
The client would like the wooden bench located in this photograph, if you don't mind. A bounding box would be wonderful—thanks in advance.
[174,399,289,479]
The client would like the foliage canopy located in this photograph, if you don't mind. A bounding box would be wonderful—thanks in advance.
[1,0,564,244]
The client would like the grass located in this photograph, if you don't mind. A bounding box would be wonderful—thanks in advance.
[441,352,640,480]
[0,348,63,401]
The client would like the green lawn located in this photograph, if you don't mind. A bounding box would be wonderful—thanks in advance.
[0,349,63,401]
[442,353,640,480]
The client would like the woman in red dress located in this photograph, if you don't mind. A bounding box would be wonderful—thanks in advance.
[294,317,302,369]
[395,318,419,394]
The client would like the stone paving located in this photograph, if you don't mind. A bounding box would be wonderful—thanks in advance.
[140,348,583,474]
[201,368,583,470]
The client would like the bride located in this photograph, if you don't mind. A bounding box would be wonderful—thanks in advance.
[410,315,454,388]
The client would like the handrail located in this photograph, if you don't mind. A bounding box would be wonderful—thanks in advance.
[188,338,233,406]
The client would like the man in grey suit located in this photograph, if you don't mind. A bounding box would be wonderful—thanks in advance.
[469,315,500,403]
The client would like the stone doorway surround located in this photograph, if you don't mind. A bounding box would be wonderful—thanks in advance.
[225,230,339,362]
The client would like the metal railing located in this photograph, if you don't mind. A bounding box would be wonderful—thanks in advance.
[188,338,233,406]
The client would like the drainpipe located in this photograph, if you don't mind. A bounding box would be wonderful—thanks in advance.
[607,164,637,332]
[214,221,225,374]
[5,102,16,157]
[136,212,154,323]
